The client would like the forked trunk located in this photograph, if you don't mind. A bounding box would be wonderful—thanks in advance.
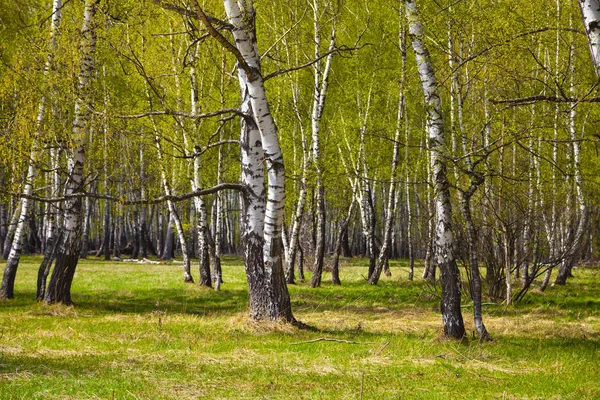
[45,0,97,305]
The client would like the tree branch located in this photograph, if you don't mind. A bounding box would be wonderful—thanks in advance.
[151,0,233,30]
[263,44,361,81]
[114,108,242,120]
[453,27,584,72]
[190,0,258,82]
[290,337,377,345]
[490,95,600,106]
[6,183,246,205]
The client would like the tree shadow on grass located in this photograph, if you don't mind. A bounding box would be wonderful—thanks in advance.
[2,287,251,318]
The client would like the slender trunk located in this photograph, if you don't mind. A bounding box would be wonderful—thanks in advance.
[285,81,309,284]
[37,147,61,300]
[308,2,335,288]
[555,42,588,284]
[0,176,32,298]
[407,0,465,338]
[310,182,326,287]
[461,193,491,340]
[80,195,91,259]
[370,23,405,284]
[331,200,355,285]
[187,46,211,287]
[145,73,192,282]
[162,215,174,260]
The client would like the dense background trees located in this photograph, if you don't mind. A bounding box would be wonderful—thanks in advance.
[1,0,599,338]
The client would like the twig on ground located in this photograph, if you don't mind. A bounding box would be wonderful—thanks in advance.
[291,337,377,345]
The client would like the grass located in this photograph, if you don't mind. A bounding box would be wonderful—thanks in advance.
[0,256,599,399]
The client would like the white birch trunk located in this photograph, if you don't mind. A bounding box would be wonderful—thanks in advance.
[219,0,293,321]
[579,0,600,77]
[45,0,96,304]
[1,0,63,299]
[370,19,406,284]
[284,82,310,284]
[556,42,589,284]
[309,3,335,288]
[187,46,211,287]
[406,0,465,338]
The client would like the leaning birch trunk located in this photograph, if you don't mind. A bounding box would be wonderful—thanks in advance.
[194,0,294,321]
[283,84,308,284]
[453,42,490,339]
[212,73,226,290]
[145,87,193,282]
[37,148,61,300]
[406,0,465,338]
[579,0,600,78]
[2,204,20,260]
[310,8,335,288]
[1,0,63,299]
[45,0,96,305]
[555,43,589,285]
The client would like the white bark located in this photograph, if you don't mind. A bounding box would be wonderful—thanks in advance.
[1,0,63,299]
[371,18,405,285]
[45,0,96,304]
[579,0,600,77]
[406,0,464,338]
[309,1,335,288]
[284,80,310,283]
[213,0,292,321]
[187,44,212,287]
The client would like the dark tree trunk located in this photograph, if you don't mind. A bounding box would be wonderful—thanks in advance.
[331,222,347,286]
[0,204,7,255]
[113,217,121,259]
[340,226,351,257]
[45,195,84,305]
[37,231,60,301]
[0,249,20,299]
[3,204,19,260]
[310,182,326,288]
[162,215,174,260]
[80,197,91,259]
[132,210,140,259]
[460,191,491,341]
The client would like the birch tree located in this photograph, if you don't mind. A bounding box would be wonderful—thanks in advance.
[406,0,465,338]
[579,0,600,78]
[44,0,98,304]
[192,0,294,322]
[0,0,63,299]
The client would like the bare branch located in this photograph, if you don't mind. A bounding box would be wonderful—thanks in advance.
[290,337,377,345]
[190,0,259,82]
[114,108,241,120]
[453,27,584,71]
[490,95,600,106]
[151,0,233,30]
[263,44,361,81]
[7,183,246,205]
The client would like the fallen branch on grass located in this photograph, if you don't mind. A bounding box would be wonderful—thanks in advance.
[291,337,377,345]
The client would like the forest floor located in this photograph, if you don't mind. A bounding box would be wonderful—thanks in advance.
[0,256,599,399]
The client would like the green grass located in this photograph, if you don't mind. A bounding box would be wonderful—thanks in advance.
[1,256,599,399]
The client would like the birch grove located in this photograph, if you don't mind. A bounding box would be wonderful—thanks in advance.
[1,0,599,338]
